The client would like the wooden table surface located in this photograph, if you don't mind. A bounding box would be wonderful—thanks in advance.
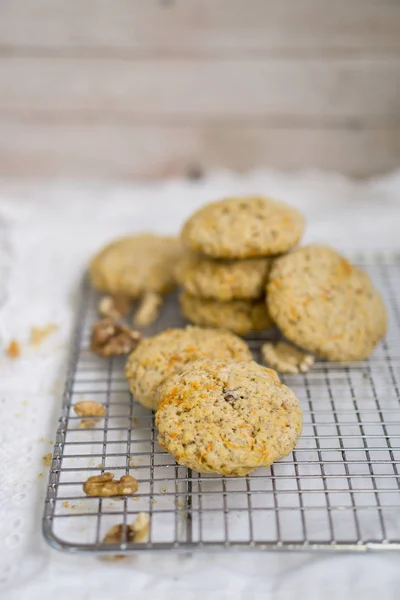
[0,0,399,179]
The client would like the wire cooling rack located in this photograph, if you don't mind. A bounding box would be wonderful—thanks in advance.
[43,252,400,553]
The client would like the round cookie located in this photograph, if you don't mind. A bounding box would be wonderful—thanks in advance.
[89,234,181,297]
[180,291,274,335]
[156,359,303,476]
[181,196,304,258]
[267,245,387,361]
[176,253,272,301]
[125,326,252,410]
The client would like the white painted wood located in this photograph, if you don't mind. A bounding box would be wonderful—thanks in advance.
[0,57,399,120]
[1,121,398,178]
[0,0,399,54]
[0,0,399,177]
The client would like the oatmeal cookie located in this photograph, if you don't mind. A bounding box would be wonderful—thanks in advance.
[156,359,303,476]
[181,196,304,258]
[180,292,273,335]
[125,326,252,410]
[267,245,387,361]
[89,234,181,297]
[176,253,272,301]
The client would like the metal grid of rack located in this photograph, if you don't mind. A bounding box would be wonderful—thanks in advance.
[43,253,400,553]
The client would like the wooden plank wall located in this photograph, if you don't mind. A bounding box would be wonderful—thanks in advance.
[0,0,399,178]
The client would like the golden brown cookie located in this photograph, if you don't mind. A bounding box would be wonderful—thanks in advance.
[156,359,303,476]
[267,245,387,361]
[125,326,252,410]
[176,253,272,301]
[181,196,304,258]
[89,234,181,297]
[180,291,273,335]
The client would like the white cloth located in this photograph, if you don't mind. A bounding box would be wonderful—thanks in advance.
[0,171,400,600]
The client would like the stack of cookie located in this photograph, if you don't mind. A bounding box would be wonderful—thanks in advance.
[177,196,305,335]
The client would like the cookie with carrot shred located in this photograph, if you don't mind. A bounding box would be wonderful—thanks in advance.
[267,245,387,361]
[180,292,273,335]
[125,326,252,411]
[176,252,272,301]
[156,359,302,476]
[181,196,304,259]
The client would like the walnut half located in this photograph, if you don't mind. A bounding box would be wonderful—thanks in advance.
[261,341,315,374]
[90,318,141,357]
[83,472,139,497]
[103,512,150,544]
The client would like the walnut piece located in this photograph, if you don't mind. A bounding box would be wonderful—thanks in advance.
[74,400,106,429]
[90,318,141,357]
[74,400,106,418]
[83,472,139,497]
[261,341,315,374]
[133,292,162,326]
[98,295,131,320]
[103,512,150,544]
[223,388,240,404]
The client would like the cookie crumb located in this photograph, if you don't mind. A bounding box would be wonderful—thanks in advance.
[98,295,131,320]
[42,453,52,466]
[78,419,98,429]
[261,341,315,374]
[133,292,162,326]
[6,340,21,359]
[30,324,58,346]
[129,456,135,467]
[62,501,77,509]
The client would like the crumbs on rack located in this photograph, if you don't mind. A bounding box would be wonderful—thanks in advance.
[98,294,131,320]
[74,400,106,429]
